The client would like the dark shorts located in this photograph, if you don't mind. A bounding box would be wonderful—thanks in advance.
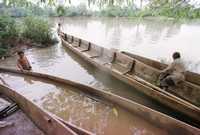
[164,77,175,86]
[159,73,175,87]
[23,66,32,71]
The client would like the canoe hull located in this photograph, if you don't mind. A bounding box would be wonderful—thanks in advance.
[0,67,199,134]
[0,79,77,135]
[61,34,200,124]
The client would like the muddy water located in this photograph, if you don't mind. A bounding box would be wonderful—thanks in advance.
[0,37,188,123]
[0,43,164,106]
[0,17,198,130]
[54,17,200,73]
[0,72,168,135]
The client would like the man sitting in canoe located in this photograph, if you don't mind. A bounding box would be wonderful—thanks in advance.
[17,51,32,71]
[158,52,186,89]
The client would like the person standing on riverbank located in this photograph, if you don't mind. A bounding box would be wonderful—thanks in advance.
[158,52,186,89]
[17,51,32,71]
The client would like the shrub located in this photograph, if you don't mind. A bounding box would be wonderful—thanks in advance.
[100,6,137,17]
[0,15,18,56]
[65,4,92,17]
[56,5,65,17]
[100,6,123,17]
[22,16,54,45]
[0,44,8,57]
[0,15,18,41]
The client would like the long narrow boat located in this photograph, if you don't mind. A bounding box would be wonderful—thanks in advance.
[0,67,199,134]
[60,33,200,124]
[0,74,91,135]
[121,51,200,104]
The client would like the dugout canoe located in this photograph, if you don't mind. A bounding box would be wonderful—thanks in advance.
[60,33,200,124]
[121,51,200,105]
[0,75,90,135]
[0,67,199,134]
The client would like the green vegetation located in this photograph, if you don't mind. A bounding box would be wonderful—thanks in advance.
[0,15,54,57]
[141,0,200,19]
[0,15,18,41]
[1,0,200,57]
[22,16,54,44]
[1,0,200,19]
[0,15,18,56]
[99,6,138,17]
[64,4,92,17]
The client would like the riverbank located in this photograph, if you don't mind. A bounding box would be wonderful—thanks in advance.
[0,15,57,58]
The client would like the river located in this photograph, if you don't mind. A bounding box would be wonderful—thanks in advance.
[56,17,200,73]
[0,17,199,134]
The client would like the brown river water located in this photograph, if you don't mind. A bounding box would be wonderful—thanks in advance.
[0,17,200,134]
[0,72,167,135]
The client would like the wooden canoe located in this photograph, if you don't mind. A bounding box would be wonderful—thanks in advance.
[60,33,200,124]
[121,51,200,105]
[0,78,87,135]
[0,67,199,134]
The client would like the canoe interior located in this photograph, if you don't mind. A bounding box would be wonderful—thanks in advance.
[0,94,44,135]
[0,68,199,134]
[62,34,200,107]
[61,33,200,124]
[0,79,79,135]
[121,51,200,107]
[0,70,171,135]
[121,51,200,86]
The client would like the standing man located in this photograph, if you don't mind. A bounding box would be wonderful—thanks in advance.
[158,52,186,89]
[57,23,62,34]
[17,51,32,71]
[57,23,64,37]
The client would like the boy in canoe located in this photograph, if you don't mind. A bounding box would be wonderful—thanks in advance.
[158,52,186,89]
[17,51,32,71]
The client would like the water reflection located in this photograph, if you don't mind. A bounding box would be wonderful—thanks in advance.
[52,17,200,73]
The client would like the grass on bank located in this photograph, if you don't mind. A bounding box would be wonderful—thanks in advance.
[22,16,54,44]
[0,15,55,57]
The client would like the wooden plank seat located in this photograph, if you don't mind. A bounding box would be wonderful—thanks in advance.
[109,52,135,75]
[126,59,200,107]
[75,39,90,52]
[71,37,81,47]
[65,34,74,44]
[84,43,103,58]
[127,60,161,84]
[64,34,68,42]
[122,51,200,86]
[93,48,115,65]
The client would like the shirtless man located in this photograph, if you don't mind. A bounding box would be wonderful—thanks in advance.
[17,51,32,71]
[159,52,186,89]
